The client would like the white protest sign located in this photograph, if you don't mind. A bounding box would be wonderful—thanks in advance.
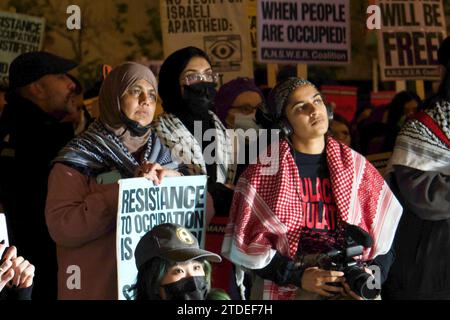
[257,0,350,64]
[377,0,447,81]
[160,0,254,83]
[0,213,9,247]
[116,175,208,300]
[0,11,46,87]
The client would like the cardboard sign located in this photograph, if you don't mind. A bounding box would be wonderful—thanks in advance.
[376,0,447,80]
[116,175,208,300]
[0,11,46,87]
[160,0,253,84]
[257,0,351,64]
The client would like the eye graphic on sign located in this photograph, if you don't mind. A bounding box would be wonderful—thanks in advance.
[176,227,194,245]
[209,40,237,60]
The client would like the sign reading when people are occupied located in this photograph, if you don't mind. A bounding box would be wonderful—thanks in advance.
[257,0,350,64]
[0,11,45,87]
[116,175,207,300]
[377,0,447,81]
[160,0,253,84]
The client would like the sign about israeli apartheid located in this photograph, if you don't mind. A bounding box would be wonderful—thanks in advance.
[257,0,350,64]
[377,0,447,81]
[160,0,253,83]
[0,11,45,87]
[116,175,208,300]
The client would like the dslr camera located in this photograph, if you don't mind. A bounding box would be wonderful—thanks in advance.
[317,224,380,300]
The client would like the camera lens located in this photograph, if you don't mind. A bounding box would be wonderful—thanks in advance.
[345,266,380,300]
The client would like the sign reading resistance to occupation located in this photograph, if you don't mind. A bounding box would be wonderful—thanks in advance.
[160,0,253,84]
[116,175,208,300]
[0,11,45,87]
[257,0,351,64]
[377,0,447,81]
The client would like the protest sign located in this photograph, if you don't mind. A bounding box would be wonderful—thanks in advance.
[160,0,253,83]
[205,215,231,292]
[116,175,208,300]
[0,213,9,247]
[0,11,45,87]
[370,91,397,108]
[377,0,447,81]
[321,85,357,122]
[248,0,257,59]
[257,0,350,64]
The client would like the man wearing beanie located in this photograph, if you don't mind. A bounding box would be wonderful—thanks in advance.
[0,51,78,300]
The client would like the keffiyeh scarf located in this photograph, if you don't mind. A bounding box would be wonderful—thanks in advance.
[386,100,450,175]
[54,120,178,178]
[152,111,236,184]
[222,138,402,300]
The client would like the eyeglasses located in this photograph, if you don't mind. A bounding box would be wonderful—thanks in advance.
[229,103,262,115]
[126,86,158,103]
[181,72,220,86]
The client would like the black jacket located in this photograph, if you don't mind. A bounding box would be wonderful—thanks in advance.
[0,93,74,300]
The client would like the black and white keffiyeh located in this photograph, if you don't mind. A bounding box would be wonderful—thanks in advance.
[152,111,236,184]
[54,120,178,178]
[386,100,450,175]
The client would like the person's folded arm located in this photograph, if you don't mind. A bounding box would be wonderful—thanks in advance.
[394,165,450,220]
[253,251,305,287]
[45,163,119,248]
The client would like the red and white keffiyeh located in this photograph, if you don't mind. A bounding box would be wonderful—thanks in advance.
[221,137,402,300]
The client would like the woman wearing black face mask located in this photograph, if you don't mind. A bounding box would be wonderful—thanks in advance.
[153,47,236,219]
[131,223,229,300]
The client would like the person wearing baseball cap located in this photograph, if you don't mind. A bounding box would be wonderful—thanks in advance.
[0,51,78,300]
[131,223,228,300]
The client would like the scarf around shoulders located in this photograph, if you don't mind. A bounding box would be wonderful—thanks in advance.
[221,138,402,300]
[54,120,178,178]
[152,111,236,184]
[385,100,450,176]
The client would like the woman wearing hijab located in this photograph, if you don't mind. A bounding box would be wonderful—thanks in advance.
[222,77,402,300]
[382,37,450,300]
[45,62,182,300]
[152,46,236,217]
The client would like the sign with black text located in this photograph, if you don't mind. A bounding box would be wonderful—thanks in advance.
[116,175,208,300]
[257,0,350,64]
[0,11,45,87]
[160,0,253,83]
[377,0,447,81]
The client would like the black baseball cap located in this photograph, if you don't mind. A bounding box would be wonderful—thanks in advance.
[134,223,222,270]
[8,51,78,89]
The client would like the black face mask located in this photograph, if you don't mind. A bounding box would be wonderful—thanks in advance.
[162,276,208,300]
[182,82,217,116]
[119,112,151,137]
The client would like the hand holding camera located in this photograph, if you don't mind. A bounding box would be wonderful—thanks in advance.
[301,267,345,297]
[299,223,380,300]
[318,224,380,300]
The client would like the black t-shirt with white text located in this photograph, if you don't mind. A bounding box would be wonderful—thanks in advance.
[294,150,341,255]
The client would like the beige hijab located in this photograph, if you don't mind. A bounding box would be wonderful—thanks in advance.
[99,61,157,153]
